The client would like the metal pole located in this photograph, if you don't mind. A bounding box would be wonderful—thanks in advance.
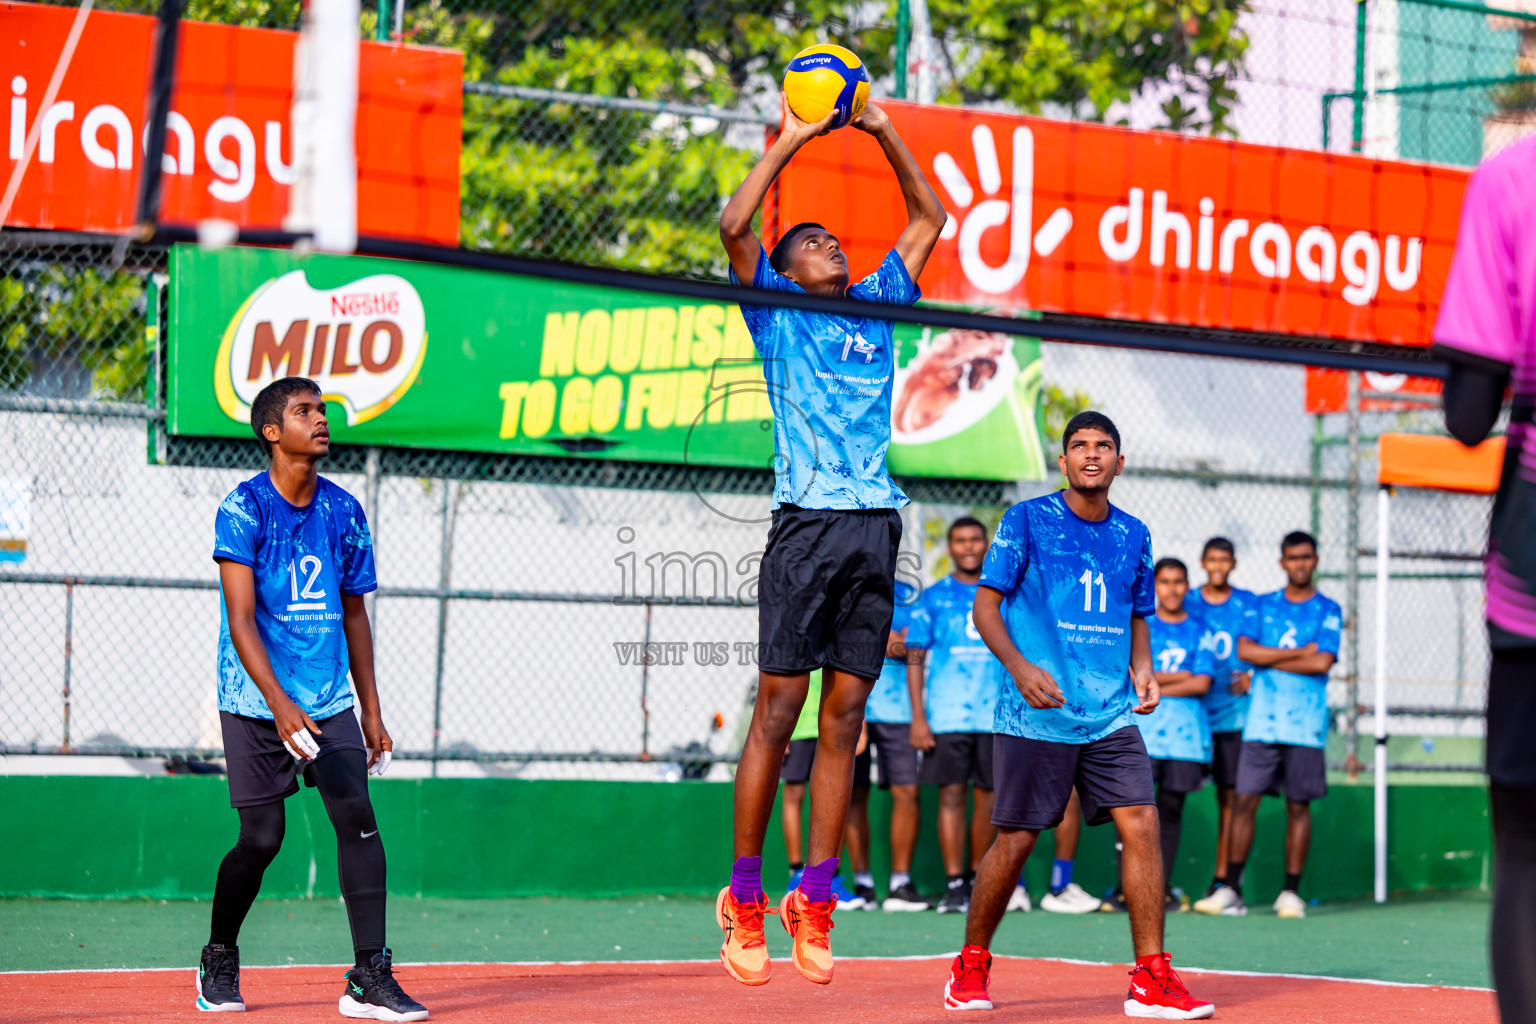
[1344,370,1362,772]
[894,0,911,99]
[375,0,389,41]
[363,446,381,625]
[640,602,652,761]
[136,0,182,233]
[1351,0,1368,152]
[1374,485,1390,904]
[1309,414,1324,540]
[392,0,403,43]
[429,480,459,777]
[61,581,74,752]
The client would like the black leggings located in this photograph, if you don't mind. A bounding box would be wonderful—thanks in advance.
[209,749,386,954]
[1155,787,1187,889]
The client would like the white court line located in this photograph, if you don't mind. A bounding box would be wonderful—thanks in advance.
[0,954,1493,992]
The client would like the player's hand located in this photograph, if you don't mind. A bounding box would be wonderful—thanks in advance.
[274,700,322,761]
[1013,663,1065,710]
[361,712,393,776]
[909,718,937,752]
[779,92,836,144]
[850,102,891,136]
[1229,670,1252,696]
[856,723,869,757]
[1131,664,1160,715]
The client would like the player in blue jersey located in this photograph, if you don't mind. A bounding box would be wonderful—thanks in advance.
[943,412,1214,1019]
[1202,531,1341,920]
[197,377,426,1021]
[1139,558,1215,911]
[908,517,1009,915]
[857,579,931,911]
[1185,538,1259,911]
[715,93,945,986]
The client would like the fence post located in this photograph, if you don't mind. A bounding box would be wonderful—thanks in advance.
[1374,485,1391,904]
[640,601,652,761]
[375,0,390,41]
[363,446,381,625]
[1351,0,1368,151]
[429,479,460,776]
[61,581,74,752]
[894,0,911,100]
[1344,371,1362,773]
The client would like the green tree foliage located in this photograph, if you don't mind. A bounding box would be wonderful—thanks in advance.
[0,266,147,399]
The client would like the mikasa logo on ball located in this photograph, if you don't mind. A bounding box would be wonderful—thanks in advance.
[214,270,428,426]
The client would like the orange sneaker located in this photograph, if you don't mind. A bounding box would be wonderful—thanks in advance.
[780,887,836,984]
[716,887,774,986]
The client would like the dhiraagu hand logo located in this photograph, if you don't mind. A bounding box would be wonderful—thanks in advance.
[214,270,428,425]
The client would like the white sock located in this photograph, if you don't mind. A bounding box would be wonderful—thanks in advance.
[854,871,874,889]
[890,871,911,890]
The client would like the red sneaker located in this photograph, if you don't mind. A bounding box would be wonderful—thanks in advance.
[1124,953,1214,1019]
[943,945,993,1011]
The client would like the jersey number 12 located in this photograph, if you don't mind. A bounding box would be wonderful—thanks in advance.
[1078,569,1106,613]
[288,555,327,610]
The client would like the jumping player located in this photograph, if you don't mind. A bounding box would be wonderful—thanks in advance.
[1203,531,1340,919]
[1185,538,1257,909]
[907,517,1006,915]
[198,377,427,1021]
[943,411,1213,1019]
[779,669,869,909]
[716,94,945,985]
[1140,558,1215,909]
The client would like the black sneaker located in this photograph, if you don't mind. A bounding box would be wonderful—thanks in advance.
[1098,889,1129,913]
[936,879,970,915]
[339,949,429,1021]
[882,882,933,911]
[853,882,879,910]
[195,943,244,1012]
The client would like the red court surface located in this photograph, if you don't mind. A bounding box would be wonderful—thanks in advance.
[1,956,1498,1023]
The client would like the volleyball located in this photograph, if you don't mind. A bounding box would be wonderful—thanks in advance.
[783,44,870,130]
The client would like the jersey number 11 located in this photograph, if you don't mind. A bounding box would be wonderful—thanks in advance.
[1078,569,1106,613]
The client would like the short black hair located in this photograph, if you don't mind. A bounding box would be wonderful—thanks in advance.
[1281,530,1318,554]
[1062,410,1121,453]
[948,515,989,541]
[1202,536,1236,558]
[769,222,831,273]
[1153,556,1188,579]
[251,376,321,458]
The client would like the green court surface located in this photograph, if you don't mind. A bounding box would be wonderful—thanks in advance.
[0,891,1491,988]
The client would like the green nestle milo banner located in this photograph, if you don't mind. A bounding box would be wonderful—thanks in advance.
[167,244,1047,481]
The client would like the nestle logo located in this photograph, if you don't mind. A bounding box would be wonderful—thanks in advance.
[331,292,400,317]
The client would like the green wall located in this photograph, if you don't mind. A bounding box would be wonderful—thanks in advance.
[0,776,1489,903]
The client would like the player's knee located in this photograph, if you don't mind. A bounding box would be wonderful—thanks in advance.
[1119,803,1160,839]
[328,792,378,836]
[890,784,918,807]
[1234,792,1262,816]
[755,701,801,745]
[1285,800,1311,820]
[939,784,967,810]
[237,815,285,863]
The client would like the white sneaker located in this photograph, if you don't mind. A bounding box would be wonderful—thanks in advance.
[1192,885,1247,916]
[1273,889,1307,918]
[1038,882,1102,914]
[1007,884,1032,912]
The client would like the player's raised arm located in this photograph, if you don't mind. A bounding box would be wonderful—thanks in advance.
[850,103,946,281]
[217,558,322,758]
[974,584,1063,709]
[720,95,834,285]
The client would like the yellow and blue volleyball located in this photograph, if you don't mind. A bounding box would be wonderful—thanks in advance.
[783,44,870,130]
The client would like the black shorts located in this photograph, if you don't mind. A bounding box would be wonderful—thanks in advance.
[1210,730,1244,790]
[867,721,920,787]
[921,731,994,789]
[1488,647,1536,787]
[1152,758,1207,794]
[779,737,872,789]
[1235,741,1328,803]
[992,726,1154,830]
[220,709,366,808]
[758,504,903,681]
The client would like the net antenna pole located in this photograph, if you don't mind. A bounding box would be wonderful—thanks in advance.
[285,0,360,252]
[136,0,182,236]
[1373,484,1390,904]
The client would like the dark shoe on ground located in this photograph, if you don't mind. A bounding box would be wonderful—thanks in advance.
[195,943,244,1012]
[338,949,429,1021]
[882,883,933,912]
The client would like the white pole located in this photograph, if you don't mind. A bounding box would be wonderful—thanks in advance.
[285,0,359,252]
[1374,485,1391,904]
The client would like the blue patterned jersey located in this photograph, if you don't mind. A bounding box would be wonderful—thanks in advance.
[1239,590,1343,748]
[730,247,918,511]
[213,473,377,720]
[980,492,1156,743]
[907,575,1003,733]
[867,580,919,724]
[1185,586,1258,734]
[1141,612,1215,762]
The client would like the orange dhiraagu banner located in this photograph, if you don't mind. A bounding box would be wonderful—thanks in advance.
[775,100,1471,347]
[1,1,462,244]
[1304,368,1444,414]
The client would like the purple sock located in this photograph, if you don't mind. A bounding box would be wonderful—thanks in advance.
[800,857,840,905]
[730,856,763,903]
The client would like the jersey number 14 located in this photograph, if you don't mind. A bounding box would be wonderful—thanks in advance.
[1078,569,1106,613]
